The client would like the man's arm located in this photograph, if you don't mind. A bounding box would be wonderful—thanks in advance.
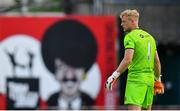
[154,50,164,94]
[116,49,134,74]
[154,51,161,80]
[105,49,134,90]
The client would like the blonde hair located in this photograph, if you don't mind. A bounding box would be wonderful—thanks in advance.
[120,9,139,21]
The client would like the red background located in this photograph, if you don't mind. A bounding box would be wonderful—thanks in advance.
[0,16,117,109]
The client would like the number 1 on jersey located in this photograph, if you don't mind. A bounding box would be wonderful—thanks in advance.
[147,41,151,61]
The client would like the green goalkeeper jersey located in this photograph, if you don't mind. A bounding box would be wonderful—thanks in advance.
[124,29,156,86]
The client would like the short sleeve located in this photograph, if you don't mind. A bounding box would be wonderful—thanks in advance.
[124,35,135,49]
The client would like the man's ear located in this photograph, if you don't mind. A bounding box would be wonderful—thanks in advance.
[132,19,138,25]
[76,68,86,81]
[54,58,63,69]
[131,19,135,24]
[54,58,65,81]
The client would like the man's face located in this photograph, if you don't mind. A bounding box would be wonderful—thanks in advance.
[55,58,84,96]
[121,16,133,32]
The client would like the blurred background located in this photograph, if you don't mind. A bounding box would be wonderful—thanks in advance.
[0,0,180,110]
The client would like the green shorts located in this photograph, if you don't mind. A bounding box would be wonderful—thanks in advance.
[124,81,154,108]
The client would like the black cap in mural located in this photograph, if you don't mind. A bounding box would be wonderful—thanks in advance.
[41,19,97,74]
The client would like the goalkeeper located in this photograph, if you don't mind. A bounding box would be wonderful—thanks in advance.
[106,9,164,110]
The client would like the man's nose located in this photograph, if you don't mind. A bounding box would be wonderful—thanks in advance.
[66,70,75,77]
[121,22,123,26]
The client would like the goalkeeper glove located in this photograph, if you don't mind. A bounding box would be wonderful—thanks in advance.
[105,71,120,90]
[154,75,164,95]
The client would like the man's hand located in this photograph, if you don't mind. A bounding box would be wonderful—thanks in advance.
[154,81,164,95]
[105,71,120,90]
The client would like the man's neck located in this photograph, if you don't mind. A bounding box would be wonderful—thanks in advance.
[129,26,139,31]
[61,92,80,101]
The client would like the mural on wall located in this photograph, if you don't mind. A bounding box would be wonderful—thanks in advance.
[0,16,117,110]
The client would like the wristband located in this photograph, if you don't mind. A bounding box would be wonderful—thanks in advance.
[155,74,162,81]
[112,71,120,79]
